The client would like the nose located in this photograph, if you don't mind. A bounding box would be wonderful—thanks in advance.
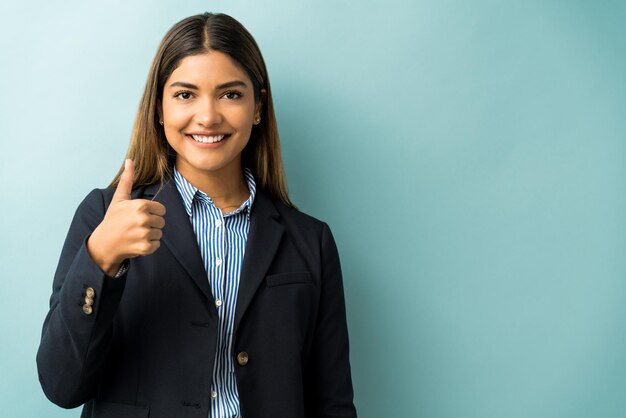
[194,97,223,126]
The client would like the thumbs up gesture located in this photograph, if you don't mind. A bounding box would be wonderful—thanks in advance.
[87,159,167,277]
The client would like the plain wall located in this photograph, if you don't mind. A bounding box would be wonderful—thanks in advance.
[1,1,625,417]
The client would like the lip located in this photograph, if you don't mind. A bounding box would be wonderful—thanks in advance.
[185,133,231,148]
[186,131,230,136]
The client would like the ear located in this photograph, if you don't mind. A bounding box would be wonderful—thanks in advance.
[157,101,163,123]
[254,88,267,117]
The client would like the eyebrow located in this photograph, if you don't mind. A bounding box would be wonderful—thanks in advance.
[168,80,249,90]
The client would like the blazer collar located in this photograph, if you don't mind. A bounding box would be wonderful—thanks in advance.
[140,178,284,330]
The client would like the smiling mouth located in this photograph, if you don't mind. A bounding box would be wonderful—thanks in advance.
[187,134,229,144]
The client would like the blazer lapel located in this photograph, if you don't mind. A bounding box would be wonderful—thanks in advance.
[234,190,284,333]
[140,181,285,324]
[141,180,213,301]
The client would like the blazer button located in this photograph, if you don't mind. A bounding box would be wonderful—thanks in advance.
[236,352,249,366]
[82,304,93,315]
[85,287,95,298]
[84,296,94,306]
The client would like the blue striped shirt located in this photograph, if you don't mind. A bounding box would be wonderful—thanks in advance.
[173,167,256,418]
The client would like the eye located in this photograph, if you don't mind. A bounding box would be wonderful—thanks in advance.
[222,91,243,100]
[173,90,194,100]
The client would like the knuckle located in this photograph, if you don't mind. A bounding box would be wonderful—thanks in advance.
[139,214,151,227]
[136,201,149,212]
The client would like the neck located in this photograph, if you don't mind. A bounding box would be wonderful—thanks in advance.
[175,161,250,213]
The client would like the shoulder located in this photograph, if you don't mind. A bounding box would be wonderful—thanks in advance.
[74,188,117,215]
[77,184,154,214]
[60,188,117,244]
[275,199,328,231]
[73,188,111,218]
[260,190,336,250]
[260,189,326,227]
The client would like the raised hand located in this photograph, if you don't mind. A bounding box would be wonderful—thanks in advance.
[87,159,166,277]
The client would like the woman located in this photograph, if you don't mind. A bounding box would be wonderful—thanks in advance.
[37,12,357,418]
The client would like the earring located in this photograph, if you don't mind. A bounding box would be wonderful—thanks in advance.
[254,116,261,125]
[159,120,164,125]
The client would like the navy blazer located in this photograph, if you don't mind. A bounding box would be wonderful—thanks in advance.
[37,178,357,418]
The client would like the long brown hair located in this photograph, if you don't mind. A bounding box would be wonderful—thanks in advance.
[109,12,293,207]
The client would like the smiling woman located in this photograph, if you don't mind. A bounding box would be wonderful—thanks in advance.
[36,12,357,418]
[160,52,261,202]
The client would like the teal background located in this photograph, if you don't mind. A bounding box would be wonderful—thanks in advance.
[1,1,625,417]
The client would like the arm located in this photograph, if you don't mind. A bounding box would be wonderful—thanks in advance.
[36,189,127,408]
[37,160,165,408]
[312,223,357,417]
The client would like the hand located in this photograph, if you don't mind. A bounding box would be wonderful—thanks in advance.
[87,159,166,276]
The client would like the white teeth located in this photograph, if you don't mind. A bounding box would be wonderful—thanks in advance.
[190,134,225,143]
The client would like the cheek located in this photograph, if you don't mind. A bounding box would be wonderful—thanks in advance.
[230,105,256,131]
[163,105,191,127]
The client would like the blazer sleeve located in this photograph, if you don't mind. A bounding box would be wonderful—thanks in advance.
[36,189,128,409]
[312,223,357,417]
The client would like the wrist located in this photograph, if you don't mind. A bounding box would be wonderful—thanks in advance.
[86,231,124,276]
[103,261,124,277]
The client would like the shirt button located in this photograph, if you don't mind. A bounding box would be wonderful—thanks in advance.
[210,390,217,399]
[216,220,222,227]
[215,299,222,308]
[216,258,222,266]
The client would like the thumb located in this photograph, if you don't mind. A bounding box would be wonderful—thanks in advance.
[113,159,134,201]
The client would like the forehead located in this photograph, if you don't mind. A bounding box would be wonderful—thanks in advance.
[167,51,251,87]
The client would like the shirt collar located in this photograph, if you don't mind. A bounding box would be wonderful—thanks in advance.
[173,167,257,220]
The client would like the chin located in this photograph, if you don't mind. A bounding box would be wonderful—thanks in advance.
[182,157,242,175]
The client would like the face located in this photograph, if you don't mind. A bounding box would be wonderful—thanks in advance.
[160,51,261,181]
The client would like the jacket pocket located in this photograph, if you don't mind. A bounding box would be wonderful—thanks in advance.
[92,401,150,418]
[265,272,311,287]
